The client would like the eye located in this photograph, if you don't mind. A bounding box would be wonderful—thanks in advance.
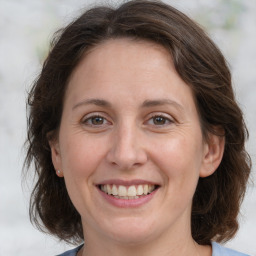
[152,116,168,125]
[147,114,173,126]
[82,114,110,127]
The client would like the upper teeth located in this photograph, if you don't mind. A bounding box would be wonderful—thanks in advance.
[100,184,156,197]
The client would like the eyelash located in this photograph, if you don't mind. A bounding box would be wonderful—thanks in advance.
[146,114,174,127]
[81,113,174,128]
[82,114,111,127]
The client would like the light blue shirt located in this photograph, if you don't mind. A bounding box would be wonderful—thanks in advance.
[57,242,251,256]
[212,242,250,256]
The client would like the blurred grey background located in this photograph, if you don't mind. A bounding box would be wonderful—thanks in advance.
[0,0,255,255]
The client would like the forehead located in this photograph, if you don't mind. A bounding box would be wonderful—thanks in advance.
[64,38,196,111]
[69,38,173,81]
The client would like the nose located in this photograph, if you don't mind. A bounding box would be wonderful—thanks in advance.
[106,122,147,170]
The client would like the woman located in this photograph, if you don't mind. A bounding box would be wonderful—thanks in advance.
[25,1,252,255]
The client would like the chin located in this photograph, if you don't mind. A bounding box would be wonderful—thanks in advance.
[101,217,159,245]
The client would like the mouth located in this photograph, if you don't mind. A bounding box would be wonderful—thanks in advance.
[97,184,159,199]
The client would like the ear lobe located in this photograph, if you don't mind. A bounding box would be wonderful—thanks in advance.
[49,139,63,177]
[200,132,225,178]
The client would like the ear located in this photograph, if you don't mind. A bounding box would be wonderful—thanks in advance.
[200,132,225,178]
[49,138,64,177]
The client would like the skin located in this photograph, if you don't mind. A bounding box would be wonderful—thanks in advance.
[50,39,224,256]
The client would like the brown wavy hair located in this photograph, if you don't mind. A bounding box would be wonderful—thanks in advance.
[24,0,251,245]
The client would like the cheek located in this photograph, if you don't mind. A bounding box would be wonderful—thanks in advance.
[60,134,105,178]
[59,135,105,211]
[152,132,203,183]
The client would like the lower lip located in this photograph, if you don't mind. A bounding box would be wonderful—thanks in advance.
[97,187,158,208]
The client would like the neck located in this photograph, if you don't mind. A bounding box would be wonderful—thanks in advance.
[79,224,210,256]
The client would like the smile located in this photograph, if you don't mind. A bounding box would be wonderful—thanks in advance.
[99,184,158,199]
[96,180,160,208]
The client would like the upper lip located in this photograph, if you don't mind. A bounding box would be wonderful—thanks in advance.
[96,179,160,186]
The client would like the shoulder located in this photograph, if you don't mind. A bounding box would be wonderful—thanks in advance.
[212,242,251,256]
[56,243,252,256]
[56,244,83,256]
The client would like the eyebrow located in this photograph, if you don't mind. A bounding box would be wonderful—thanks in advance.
[72,98,183,111]
[141,99,184,111]
[72,98,112,110]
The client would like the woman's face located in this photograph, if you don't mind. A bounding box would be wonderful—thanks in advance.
[51,39,216,245]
